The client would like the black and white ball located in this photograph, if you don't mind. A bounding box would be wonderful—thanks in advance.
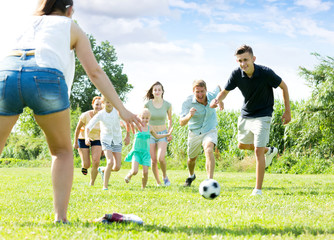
[199,179,220,200]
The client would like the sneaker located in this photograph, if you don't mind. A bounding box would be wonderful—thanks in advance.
[184,174,196,187]
[251,189,262,196]
[124,176,131,183]
[265,146,278,168]
[164,177,171,186]
[98,167,104,181]
[81,168,88,175]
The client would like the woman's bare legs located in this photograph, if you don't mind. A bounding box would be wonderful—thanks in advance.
[150,141,168,185]
[150,143,161,185]
[0,115,20,153]
[78,148,90,171]
[90,145,102,185]
[156,141,168,179]
[34,109,73,222]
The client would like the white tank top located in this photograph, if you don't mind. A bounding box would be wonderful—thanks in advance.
[14,15,75,95]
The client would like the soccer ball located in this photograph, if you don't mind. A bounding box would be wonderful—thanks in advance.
[199,179,220,200]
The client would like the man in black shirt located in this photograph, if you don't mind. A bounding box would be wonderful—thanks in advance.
[211,45,291,196]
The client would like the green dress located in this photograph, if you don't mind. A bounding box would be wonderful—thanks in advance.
[124,128,151,166]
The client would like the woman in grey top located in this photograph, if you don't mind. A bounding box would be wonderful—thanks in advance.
[144,82,172,186]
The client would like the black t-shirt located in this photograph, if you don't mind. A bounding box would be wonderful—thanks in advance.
[224,64,282,118]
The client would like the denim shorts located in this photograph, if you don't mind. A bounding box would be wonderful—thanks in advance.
[102,141,122,152]
[77,139,102,149]
[150,129,168,144]
[0,54,70,116]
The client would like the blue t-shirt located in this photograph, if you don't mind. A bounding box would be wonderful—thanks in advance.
[224,64,282,118]
[180,86,220,135]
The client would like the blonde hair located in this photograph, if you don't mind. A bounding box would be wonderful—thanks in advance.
[139,108,151,118]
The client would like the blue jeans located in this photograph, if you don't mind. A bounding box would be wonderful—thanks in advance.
[0,54,69,116]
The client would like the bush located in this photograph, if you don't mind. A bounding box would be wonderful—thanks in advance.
[0,158,51,168]
[268,152,334,174]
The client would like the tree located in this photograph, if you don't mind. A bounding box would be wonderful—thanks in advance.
[285,53,334,158]
[70,35,133,112]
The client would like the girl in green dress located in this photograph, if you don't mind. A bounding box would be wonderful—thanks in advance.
[124,108,172,188]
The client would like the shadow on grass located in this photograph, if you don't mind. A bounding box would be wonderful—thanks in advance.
[143,224,334,237]
[80,222,334,237]
[11,221,334,237]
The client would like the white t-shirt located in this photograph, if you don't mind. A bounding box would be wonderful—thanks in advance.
[13,15,75,95]
[86,108,122,145]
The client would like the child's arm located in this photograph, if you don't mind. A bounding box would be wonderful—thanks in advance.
[84,127,92,146]
[85,114,100,146]
[73,120,85,149]
[124,131,130,146]
[150,127,173,139]
[167,105,173,142]
[120,119,131,146]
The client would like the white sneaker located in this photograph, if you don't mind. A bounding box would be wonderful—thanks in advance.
[265,147,278,168]
[251,189,262,196]
[164,177,171,186]
[124,176,131,183]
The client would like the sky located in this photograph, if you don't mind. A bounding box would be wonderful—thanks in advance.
[1,0,334,114]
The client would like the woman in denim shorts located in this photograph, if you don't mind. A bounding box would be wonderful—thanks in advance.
[0,0,141,224]
[144,82,173,186]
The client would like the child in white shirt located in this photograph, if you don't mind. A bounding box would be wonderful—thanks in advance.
[86,96,130,190]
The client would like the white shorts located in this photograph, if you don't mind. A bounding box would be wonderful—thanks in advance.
[238,116,271,147]
[187,129,217,159]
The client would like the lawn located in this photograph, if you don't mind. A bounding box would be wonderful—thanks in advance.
[0,168,333,239]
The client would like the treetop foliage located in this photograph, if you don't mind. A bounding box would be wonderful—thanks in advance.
[70,35,133,112]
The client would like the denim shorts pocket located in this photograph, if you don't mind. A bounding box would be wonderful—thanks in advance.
[34,75,61,101]
[0,73,8,101]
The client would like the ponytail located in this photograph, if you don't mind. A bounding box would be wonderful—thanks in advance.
[34,0,73,16]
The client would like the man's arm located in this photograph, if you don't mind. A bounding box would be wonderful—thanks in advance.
[279,80,291,125]
[210,89,230,109]
[179,107,197,126]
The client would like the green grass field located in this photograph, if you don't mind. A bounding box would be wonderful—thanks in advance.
[0,168,333,239]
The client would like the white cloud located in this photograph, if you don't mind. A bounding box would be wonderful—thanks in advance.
[76,0,170,18]
[203,23,249,33]
[116,41,205,63]
[296,18,334,44]
[75,15,165,45]
[262,19,296,38]
[295,0,332,11]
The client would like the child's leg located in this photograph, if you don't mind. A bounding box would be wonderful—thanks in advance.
[103,150,114,189]
[126,160,139,181]
[111,152,122,171]
[142,166,149,189]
